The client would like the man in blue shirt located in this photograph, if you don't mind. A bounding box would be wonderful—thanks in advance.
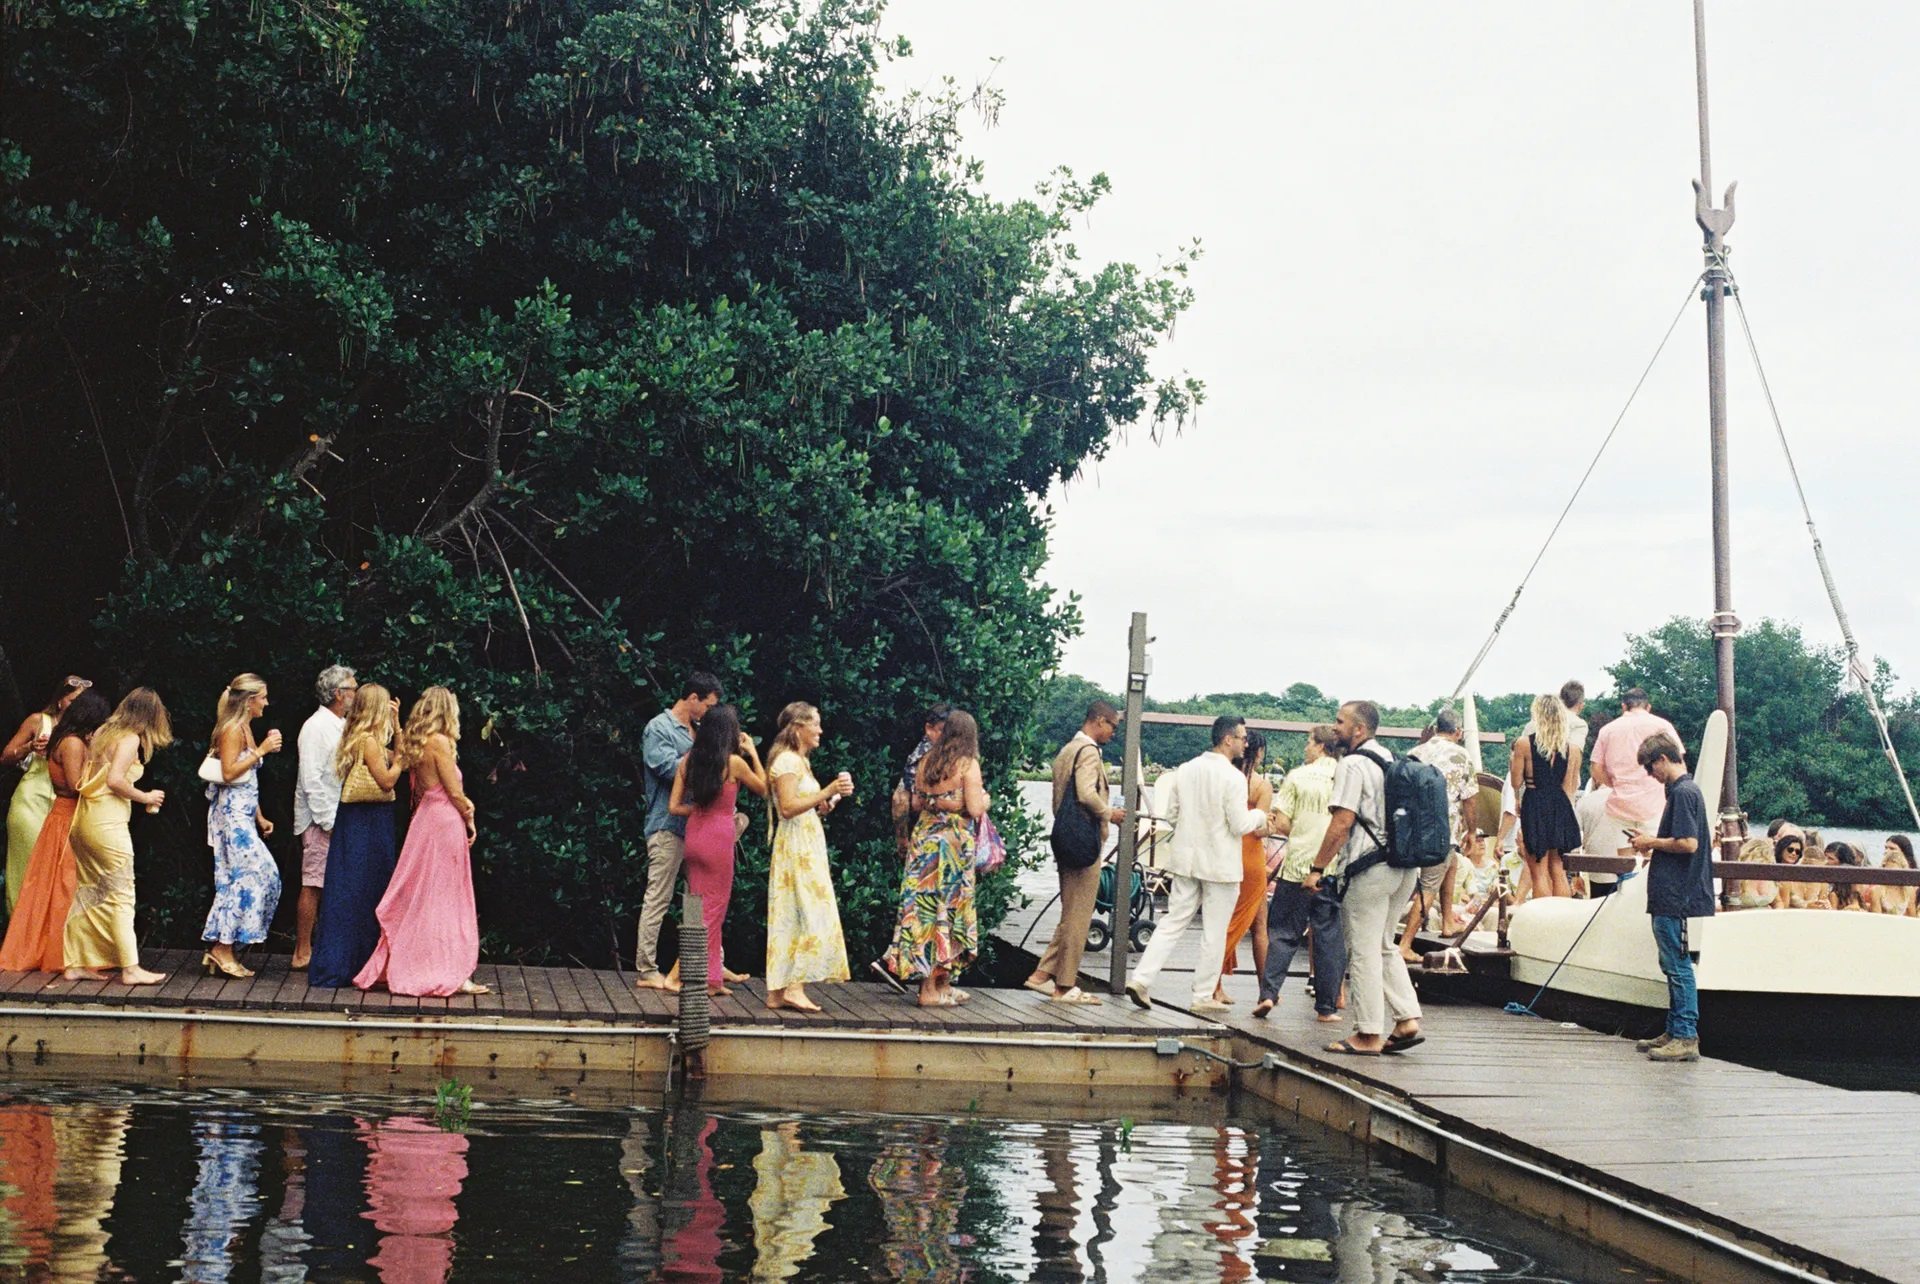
[634,671,723,988]
[1628,732,1714,1062]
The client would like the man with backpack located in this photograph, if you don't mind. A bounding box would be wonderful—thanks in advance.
[1303,700,1429,1055]
[1024,700,1125,1004]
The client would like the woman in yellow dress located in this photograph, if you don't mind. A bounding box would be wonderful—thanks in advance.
[763,702,853,1012]
[3,676,92,917]
[63,687,172,985]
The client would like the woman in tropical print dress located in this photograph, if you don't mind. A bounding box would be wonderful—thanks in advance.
[763,702,853,1012]
[882,709,988,1007]
[202,673,284,977]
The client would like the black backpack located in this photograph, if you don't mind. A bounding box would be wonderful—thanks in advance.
[1347,745,1453,876]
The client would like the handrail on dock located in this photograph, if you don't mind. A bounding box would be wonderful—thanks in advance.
[1138,710,1504,743]
[1563,854,1920,886]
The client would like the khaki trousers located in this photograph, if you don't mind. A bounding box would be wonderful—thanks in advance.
[1339,861,1423,1036]
[634,830,685,979]
[1032,859,1103,990]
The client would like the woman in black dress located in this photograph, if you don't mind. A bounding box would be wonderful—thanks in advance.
[1511,693,1582,899]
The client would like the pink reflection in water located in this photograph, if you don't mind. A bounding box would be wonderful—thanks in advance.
[358,1117,469,1284]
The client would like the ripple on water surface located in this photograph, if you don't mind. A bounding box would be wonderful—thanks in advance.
[0,1080,1664,1281]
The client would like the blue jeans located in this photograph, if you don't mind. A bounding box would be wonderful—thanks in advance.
[1261,879,1346,1011]
[1651,915,1698,1040]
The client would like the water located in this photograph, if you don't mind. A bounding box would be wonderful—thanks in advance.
[0,1079,1660,1282]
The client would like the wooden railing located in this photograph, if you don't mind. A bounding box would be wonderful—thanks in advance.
[1139,711,1505,744]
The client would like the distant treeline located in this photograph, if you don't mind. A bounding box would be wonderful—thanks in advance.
[1032,617,1920,832]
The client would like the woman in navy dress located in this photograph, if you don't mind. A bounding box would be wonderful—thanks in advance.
[310,683,402,988]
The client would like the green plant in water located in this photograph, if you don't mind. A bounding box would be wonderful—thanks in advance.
[433,1078,473,1133]
[1118,1116,1136,1153]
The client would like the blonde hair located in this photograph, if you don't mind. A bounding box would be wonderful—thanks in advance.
[335,683,396,780]
[90,687,174,771]
[398,686,461,770]
[767,701,818,769]
[209,673,268,756]
[1529,693,1569,759]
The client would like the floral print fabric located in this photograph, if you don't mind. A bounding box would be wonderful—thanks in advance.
[764,753,850,990]
[881,810,977,981]
[202,770,281,945]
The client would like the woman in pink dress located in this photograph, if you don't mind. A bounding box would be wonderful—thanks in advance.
[667,704,768,996]
[354,687,489,997]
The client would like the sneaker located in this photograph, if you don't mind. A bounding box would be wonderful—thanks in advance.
[1634,1032,1672,1053]
[1191,998,1232,1014]
[1124,980,1152,1011]
[1646,1037,1700,1063]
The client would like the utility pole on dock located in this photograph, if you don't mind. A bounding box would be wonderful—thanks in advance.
[1693,0,1743,852]
[1111,613,1148,997]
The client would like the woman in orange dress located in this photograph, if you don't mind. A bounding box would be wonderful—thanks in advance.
[0,689,110,970]
[1215,732,1273,1002]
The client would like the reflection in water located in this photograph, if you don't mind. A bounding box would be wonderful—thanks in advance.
[0,1102,57,1267]
[618,1114,661,1277]
[660,1109,726,1282]
[182,1116,266,1282]
[257,1125,311,1283]
[0,1083,1658,1282]
[748,1122,844,1279]
[48,1102,128,1278]
[869,1120,968,1281]
[359,1116,468,1284]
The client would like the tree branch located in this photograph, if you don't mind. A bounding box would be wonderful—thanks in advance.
[424,392,506,542]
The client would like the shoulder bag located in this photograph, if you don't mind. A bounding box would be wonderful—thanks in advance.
[1048,745,1103,870]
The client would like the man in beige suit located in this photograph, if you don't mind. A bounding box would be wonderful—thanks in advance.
[1023,700,1125,1003]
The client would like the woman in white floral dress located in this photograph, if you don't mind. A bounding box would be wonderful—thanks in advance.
[762,703,854,1011]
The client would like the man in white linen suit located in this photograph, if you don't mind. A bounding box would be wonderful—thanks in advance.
[1126,715,1273,1014]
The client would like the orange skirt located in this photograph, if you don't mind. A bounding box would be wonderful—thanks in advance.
[0,796,78,971]
[1220,833,1268,975]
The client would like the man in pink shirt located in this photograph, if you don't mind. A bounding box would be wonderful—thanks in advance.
[1586,689,1683,888]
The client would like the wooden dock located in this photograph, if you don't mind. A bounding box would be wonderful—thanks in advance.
[998,864,1920,1283]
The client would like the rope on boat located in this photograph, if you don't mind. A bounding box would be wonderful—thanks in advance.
[1504,870,1635,1019]
[1725,279,1920,832]
[1444,274,1707,709]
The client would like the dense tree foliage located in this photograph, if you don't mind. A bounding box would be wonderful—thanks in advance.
[1606,617,1920,829]
[0,0,1199,963]
[1035,615,1920,829]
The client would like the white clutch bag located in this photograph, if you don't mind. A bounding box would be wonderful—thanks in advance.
[197,755,225,785]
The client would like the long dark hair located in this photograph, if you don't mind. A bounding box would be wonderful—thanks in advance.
[918,709,979,792]
[48,689,110,754]
[1235,730,1268,778]
[38,675,92,719]
[684,704,740,809]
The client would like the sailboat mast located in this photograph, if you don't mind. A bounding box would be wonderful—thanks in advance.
[1693,0,1742,850]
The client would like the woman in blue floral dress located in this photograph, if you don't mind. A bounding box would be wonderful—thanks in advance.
[202,673,284,976]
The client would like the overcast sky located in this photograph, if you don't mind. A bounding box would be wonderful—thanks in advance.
[877,2,1920,707]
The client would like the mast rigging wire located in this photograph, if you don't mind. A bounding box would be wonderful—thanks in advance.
[1723,271,1920,832]
[1445,274,1707,707]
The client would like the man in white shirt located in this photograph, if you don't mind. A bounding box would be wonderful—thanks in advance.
[1125,715,1272,1014]
[292,664,357,969]
[1304,700,1423,1055]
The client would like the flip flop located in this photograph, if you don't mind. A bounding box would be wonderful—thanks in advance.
[1383,1033,1426,1054]
[1052,987,1102,1005]
[1325,1038,1381,1056]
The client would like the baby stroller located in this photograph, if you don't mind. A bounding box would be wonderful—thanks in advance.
[1084,819,1170,955]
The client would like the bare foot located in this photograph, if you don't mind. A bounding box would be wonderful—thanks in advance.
[119,966,167,986]
[708,985,731,998]
[634,974,676,990]
[1399,949,1422,965]
[1316,1011,1343,1023]
[63,967,108,982]
[723,968,750,983]
[457,980,491,995]
[290,953,311,970]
